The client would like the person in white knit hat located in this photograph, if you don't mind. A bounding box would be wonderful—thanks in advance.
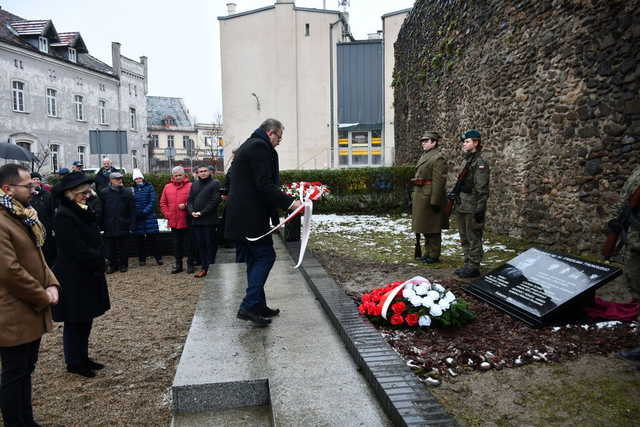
[130,169,162,266]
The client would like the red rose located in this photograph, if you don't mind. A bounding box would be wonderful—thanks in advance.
[358,304,366,315]
[391,301,406,314]
[405,313,419,326]
[374,305,382,316]
[371,294,381,303]
[361,293,371,304]
[366,302,377,315]
[390,314,404,325]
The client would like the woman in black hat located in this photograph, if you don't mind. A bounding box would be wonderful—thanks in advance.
[52,172,111,378]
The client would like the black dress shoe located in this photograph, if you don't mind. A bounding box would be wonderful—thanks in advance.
[237,308,271,327]
[261,306,280,317]
[155,257,164,266]
[106,266,117,274]
[618,346,640,362]
[85,359,105,370]
[186,264,195,274]
[67,364,95,378]
[119,266,128,273]
[139,259,146,266]
[457,266,480,278]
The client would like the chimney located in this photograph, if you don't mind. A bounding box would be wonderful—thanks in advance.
[140,56,148,94]
[226,3,236,15]
[111,42,121,77]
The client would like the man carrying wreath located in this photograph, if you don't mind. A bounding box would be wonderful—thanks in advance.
[225,119,302,327]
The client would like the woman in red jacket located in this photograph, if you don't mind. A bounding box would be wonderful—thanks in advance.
[160,166,194,274]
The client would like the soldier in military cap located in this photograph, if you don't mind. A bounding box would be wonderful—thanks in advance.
[453,130,490,278]
[411,130,448,263]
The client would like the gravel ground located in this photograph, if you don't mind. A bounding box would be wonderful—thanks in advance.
[1,260,202,427]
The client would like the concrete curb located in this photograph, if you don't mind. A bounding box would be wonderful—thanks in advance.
[282,238,458,427]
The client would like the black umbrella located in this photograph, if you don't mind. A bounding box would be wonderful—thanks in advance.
[0,142,35,162]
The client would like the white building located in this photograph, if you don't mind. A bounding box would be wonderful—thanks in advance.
[0,7,148,173]
[218,1,351,171]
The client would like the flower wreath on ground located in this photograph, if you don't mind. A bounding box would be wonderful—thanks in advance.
[358,276,475,328]
[281,181,330,201]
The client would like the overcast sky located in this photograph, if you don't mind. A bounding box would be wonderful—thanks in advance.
[2,0,414,123]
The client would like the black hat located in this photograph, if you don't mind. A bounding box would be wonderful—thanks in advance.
[52,172,94,196]
[72,161,83,167]
[30,171,42,179]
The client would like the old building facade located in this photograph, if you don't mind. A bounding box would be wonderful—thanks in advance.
[0,7,148,173]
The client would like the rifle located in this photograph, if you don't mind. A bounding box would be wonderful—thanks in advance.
[445,161,472,218]
[603,185,640,260]
[406,183,422,259]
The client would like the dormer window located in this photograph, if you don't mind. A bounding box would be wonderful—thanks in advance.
[38,36,49,53]
[68,47,77,63]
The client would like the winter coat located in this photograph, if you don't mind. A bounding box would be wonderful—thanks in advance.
[411,146,449,234]
[0,207,59,347]
[94,167,118,193]
[31,187,57,265]
[225,128,293,240]
[132,181,159,235]
[188,176,221,227]
[99,185,135,237]
[52,196,110,323]
[160,177,192,229]
[454,151,490,215]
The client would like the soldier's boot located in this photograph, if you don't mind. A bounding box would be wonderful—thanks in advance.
[457,266,480,278]
[454,266,467,276]
[171,259,183,274]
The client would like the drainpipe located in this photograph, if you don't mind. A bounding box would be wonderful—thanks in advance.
[329,17,341,169]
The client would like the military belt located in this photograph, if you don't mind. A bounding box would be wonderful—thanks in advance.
[410,178,433,186]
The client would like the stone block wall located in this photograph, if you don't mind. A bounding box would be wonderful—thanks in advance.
[393,0,640,254]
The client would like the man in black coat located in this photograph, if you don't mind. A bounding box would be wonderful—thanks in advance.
[94,158,118,193]
[188,165,221,277]
[30,172,57,265]
[99,172,135,273]
[225,119,302,326]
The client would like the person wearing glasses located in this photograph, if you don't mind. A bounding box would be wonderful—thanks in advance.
[0,164,60,426]
[411,130,448,264]
[187,166,221,277]
[453,130,490,278]
[225,119,302,326]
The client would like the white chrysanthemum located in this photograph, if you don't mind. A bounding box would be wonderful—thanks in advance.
[426,290,440,301]
[434,283,445,293]
[414,283,431,296]
[443,291,456,303]
[402,287,416,299]
[409,295,423,308]
[421,298,433,309]
[438,300,450,311]
[418,315,432,327]
[429,305,443,317]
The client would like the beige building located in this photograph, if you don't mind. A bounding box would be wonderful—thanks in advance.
[195,122,224,172]
[218,1,351,171]
[382,8,411,164]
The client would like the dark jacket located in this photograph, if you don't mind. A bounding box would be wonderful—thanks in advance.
[99,185,135,237]
[132,181,160,235]
[94,167,118,193]
[52,197,110,323]
[188,176,221,227]
[31,187,57,265]
[225,128,293,240]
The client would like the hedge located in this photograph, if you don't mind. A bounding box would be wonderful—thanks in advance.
[43,166,416,216]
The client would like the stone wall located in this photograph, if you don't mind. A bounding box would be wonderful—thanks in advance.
[393,0,640,254]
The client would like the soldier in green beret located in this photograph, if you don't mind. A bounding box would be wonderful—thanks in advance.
[453,130,490,278]
[411,131,448,263]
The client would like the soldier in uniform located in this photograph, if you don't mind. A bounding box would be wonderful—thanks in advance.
[453,130,490,278]
[617,165,640,363]
[411,131,448,263]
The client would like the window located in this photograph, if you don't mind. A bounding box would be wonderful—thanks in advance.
[74,95,84,121]
[50,144,59,172]
[132,150,138,169]
[371,129,382,165]
[12,81,25,112]
[338,130,384,167]
[305,23,310,36]
[38,36,48,53]
[77,146,86,165]
[98,100,107,124]
[129,107,137,130]
[183,135,190,149]
[46,88,57,117]
[134,85,137,97]
[68,47,77,63]
[167,135,175,148]
[16,141,31,152]
[151,135,159,148]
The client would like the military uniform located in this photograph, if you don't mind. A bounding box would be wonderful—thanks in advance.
[454,151,490,274]
[617,165,640,300]
[411,146,448,260]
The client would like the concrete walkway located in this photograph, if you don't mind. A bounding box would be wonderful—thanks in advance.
[171,238,391,426]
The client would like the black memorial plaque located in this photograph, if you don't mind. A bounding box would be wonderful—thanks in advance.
[465,248,622,327]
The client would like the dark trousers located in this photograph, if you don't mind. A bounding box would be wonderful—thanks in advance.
[134,233,161,262]
[63,320,93,366]
[171,228,193,265]
[104,236,128,268]
[192,226,217,271]
[237,238,276,313]
[0,338,41,427]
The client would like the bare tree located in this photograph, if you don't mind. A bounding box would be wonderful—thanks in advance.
[195,113,224,172]
[31,142,51,173]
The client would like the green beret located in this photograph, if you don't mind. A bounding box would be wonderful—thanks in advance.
[464,130,481,139]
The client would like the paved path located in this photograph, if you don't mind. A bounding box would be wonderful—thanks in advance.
[172,238,391,426]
